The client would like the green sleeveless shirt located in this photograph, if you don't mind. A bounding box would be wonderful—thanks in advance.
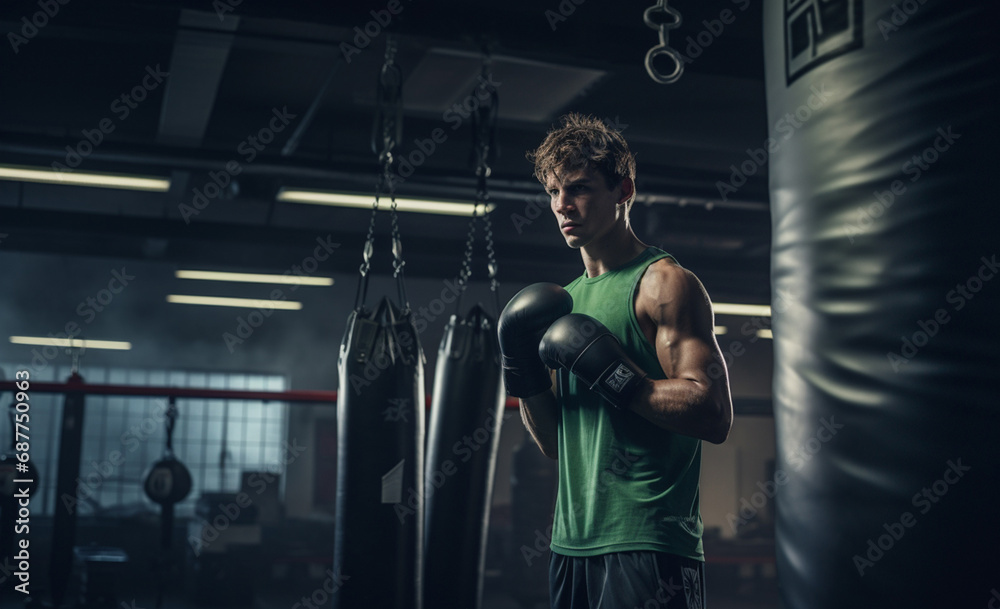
[550,246,704,560]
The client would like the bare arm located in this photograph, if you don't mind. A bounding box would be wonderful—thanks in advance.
[629,261,733,444]
[519,370,560,459]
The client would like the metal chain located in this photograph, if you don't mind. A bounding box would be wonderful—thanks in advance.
[643,0,684,84]
[355,37,404,310]
[458,206,477,289]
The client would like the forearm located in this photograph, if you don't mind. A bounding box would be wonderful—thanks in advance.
[519,388,560,459]
[629,378,732,444]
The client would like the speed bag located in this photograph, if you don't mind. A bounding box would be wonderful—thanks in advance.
[424,304,505,609]
[763,2,999,608]
[333,296,425,609]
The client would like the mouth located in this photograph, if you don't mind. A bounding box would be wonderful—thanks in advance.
[561,221,580,233]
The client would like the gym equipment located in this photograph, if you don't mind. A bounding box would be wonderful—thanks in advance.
[424,304,505,609]
[334,35,425,609]
[497,283,573,398]
[538,313,648,411]
[49,371,86,608]
[643,0,684,84]
[143,398,192,549]
[424,67,506,609]
[764,1,998,607]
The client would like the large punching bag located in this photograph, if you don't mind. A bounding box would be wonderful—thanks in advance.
[334,296,425,609]
[764,2,999,608]
[424,304,505,609]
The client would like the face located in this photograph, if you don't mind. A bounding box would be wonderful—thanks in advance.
[546,166,632,249]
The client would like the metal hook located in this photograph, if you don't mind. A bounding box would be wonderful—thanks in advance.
[643,0,685,85]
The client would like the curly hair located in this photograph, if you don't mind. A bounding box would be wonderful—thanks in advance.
[526,113,637,206]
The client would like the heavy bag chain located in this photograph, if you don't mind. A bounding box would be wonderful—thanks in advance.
[643,0,684,84]
[165,396,178,454]
[456,57,501,316]
[355,36,409,310]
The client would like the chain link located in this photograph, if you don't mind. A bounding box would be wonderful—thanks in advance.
[643,0,684,84]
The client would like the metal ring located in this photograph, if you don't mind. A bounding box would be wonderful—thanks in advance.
[643,4,681,32]
[644,45,684,84]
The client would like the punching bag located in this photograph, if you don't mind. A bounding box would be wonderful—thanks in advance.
[50,372,86,607]
[424,304,505,609]
[334,296,425,609]
[764,2,999,608]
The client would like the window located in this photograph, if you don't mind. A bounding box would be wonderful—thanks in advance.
[1,363,288,517]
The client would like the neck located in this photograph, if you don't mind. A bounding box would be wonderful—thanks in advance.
[581,220,647,277]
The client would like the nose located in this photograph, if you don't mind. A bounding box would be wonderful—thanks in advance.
[552,190,575,216]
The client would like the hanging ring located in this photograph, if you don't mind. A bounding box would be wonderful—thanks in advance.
[645,45,684,84]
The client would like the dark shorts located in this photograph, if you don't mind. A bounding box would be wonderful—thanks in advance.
[549,550,706,609]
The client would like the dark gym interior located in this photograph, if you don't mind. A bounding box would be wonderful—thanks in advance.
[1,1,996,609]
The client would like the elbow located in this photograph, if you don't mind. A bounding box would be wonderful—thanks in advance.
[704,423,730,445]
[703,401,733,445]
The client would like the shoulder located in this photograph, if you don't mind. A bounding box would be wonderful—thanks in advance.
[636,258,712,325]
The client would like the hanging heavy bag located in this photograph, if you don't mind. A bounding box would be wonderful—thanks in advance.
[424,304,505,609]
[143,398,192,549]
[334,297,425,609]
[763,2,999,608]
[49,372,86,608]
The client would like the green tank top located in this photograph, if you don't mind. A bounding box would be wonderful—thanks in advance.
[550,246,704,560]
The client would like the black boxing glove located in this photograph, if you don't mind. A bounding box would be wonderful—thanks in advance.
[498,283,573,398]
[539,313,648,410]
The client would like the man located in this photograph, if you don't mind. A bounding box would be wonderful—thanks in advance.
[498,114,733,609]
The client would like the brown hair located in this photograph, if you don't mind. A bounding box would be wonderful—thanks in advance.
[526,113,637,206]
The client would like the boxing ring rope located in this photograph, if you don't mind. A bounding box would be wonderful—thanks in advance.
[0,380,522,409]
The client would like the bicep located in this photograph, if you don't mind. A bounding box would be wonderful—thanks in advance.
[647,266,724,388]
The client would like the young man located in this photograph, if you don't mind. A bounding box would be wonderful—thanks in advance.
[498,114,733,609]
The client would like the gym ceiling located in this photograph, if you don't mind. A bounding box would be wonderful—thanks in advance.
[0,0,770,304]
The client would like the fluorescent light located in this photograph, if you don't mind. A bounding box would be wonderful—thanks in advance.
[712,303,772,317]
[10,336,132,350]
[277,189,496,217]
[175,270,333,286]
[0,165,170,192]
[166,295,303,310]
[756,329,773,340]
[713,326,727,335]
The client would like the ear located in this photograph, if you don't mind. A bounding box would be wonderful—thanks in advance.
[617,177,635,206]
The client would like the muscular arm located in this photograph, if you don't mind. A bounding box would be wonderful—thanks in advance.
[519,370,560,459]
[629,261,733,444]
